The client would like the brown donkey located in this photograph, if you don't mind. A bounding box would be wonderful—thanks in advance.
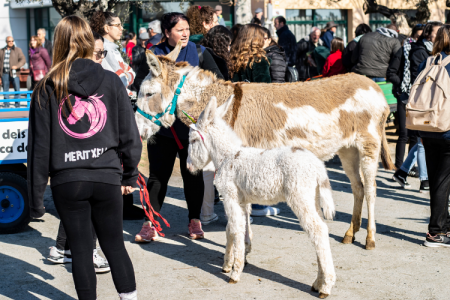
[135,42,395,250]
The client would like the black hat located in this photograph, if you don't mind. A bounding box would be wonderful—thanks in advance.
[324,21,338,30]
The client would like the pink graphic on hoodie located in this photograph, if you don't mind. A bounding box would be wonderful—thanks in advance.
[59,94,108,139]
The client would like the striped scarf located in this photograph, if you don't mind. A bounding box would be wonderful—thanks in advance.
[400,38,415,95]
[2,49,16,78]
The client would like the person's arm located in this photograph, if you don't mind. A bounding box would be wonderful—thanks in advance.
[27,88,51,218]
[410,50,429,85]
[253,59,272,83]
[322,57,331,77]
[15,48,26,69]
[201,49,224,80]
[116,77,143,187]
[386,46,402,86]
[342,41,356,71]
[41,48,52,70]
[351,40,360,65]
[269,52,286,83]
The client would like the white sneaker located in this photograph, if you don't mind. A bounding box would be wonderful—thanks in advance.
[47,246,72,264]
[119,290,137,300]
[93,248,110,273]
[251,206,280,217]
[200,213,219,225]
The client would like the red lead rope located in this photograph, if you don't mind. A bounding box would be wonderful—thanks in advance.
[137,173,170,236]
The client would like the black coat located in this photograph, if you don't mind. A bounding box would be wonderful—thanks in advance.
[43,38,53,61]
[342,40,357,72]
[351,31,401,78]
[264,44,286,83]
[206,48,229,81]
[232,58,272,83]
[409,38,431,85]
[386,44,406,95]
[295,36,323,81]
[276,25,297,66]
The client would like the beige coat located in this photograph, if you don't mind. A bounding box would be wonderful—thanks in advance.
[0,46,26,76]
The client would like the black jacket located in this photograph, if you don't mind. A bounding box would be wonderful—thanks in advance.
[131,44,146,72]
[351,31,401,78]
[206,48,229,81]
[342,40,358,72]
[386,44,406,95]
[276,25,297,66]
[264,44,286,83]
[27,59,142,218]
[43,38,53,61]
[409,38,431,85]
[295,35,323,81]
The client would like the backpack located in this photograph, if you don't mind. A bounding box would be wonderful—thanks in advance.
[285,66,299,82]
[406,54,450,132]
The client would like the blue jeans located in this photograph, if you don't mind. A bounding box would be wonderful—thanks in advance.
[400,139,428,181]
[371,77,386,82]
[1,73,20,106]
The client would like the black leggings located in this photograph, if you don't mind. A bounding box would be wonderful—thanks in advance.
[56,221,97,251]
[422,138,450,235]
[395,95,417,168]
[147,134,204,221]
[52,182,136,300]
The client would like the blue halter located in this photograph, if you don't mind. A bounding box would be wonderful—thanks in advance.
[136,74,187,126]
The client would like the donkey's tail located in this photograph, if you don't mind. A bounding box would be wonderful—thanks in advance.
[380,107,396,170]
[318,171,335,220]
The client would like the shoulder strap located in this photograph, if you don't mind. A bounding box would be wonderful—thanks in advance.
[196,44,204,66]
[441,55,450,67]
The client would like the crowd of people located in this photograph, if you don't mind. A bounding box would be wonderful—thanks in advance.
[0,4,445,300]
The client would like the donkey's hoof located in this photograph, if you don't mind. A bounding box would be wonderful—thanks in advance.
[311,286,318,293]
[229,278,238,284]
[319,292,329,298]
[342,235,355,244]
[365,240,375,250]
[222,268,231,273]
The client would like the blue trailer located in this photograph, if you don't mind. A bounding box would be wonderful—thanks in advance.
[0,91,32,234]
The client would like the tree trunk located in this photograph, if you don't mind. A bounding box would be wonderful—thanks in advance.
[234,0,252,25]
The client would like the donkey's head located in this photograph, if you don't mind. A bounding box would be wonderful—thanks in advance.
[135,41,193,139]
[187,95,235,173]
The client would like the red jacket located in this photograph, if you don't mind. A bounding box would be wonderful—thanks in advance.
[322,50,346,77]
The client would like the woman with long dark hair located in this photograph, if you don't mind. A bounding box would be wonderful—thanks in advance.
[186,5,219,44]
[133,12,223,243]
[201,25,232,80]
[28,16,141,300]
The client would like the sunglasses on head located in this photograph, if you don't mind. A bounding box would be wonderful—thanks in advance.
[416,24,426,28]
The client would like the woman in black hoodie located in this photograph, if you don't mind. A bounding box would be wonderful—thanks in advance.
[28,16,141,300]
[262,27,287,83]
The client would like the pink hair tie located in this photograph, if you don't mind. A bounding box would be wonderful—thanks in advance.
[198,6,201,9]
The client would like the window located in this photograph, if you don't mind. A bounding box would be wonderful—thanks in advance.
[286,9,348,44]
[369,10,417,32]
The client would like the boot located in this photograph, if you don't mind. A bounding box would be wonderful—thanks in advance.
[123,194,145,220]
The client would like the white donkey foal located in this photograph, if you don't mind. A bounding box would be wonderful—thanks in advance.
[187,96,336,298]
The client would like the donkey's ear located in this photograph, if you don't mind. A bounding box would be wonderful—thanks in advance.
[146,50,162,77]
[165,40,182,62]
[198,96,217,128]
[216,95,234,119]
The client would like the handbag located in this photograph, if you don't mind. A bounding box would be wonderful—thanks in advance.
[32,69,45,81]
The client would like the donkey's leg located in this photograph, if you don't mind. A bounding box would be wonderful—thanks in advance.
[221,187,240,273]
[229,202,247,283]
[359,138,381,250]
[244,203,253,260]
[338,147,364,244]
[287,190,336,297]
[222,223,234,273]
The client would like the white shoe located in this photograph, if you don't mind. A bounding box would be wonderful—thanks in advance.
[251,206,280,217]
[47,246,72,264]
[119,290,137,300]
[200,213,219,225]
[93,248,110,273]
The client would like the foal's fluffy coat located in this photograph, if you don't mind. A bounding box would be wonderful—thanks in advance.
[187,96,336,297]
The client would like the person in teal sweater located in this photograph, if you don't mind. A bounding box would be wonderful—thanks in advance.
[230,24,278,217]
[230,24,272,83]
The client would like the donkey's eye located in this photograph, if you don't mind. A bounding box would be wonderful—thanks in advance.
[146,93,154,97]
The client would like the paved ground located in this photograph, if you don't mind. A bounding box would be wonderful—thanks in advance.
[0,126,448,300]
